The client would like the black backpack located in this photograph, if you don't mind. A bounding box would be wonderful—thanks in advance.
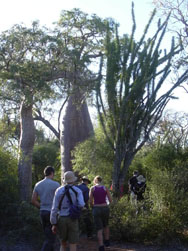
[58,185,82,220]
[133,181,146,195]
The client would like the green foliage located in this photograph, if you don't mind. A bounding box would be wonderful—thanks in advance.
[0,115,20,150]
[56,8,109,97]
[0,148,43,246]
[110,181,188,244]
[143,145,178,171]
[0,22,62,105]
[111,142,188,244]
[72,126,114,186]
[0,147,18,207]
[32,140,61,184]
[2,201,43,247]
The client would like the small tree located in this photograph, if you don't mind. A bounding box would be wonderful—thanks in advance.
[96,3,188,196]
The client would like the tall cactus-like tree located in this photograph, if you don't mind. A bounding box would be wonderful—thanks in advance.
[96,4,188,196]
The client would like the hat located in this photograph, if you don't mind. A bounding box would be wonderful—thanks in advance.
[82,176,91,184]
[137,175,146,183]
[63,171,77,183]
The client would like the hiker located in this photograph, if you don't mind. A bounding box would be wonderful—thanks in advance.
[31,166,60,251]
[128,170,139,205]
[128,171,146,204]
[77,176,93,238]
[50,171,85,251]
[89,175,112,251]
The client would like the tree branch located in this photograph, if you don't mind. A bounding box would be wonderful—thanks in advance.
[34,110,60,140]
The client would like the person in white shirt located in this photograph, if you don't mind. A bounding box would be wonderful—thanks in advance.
[50,171,85,251]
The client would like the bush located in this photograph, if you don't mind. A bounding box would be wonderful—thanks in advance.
[0,147,19,224]
[32,141,60,184]
[0,147,43,246]
[72,127,114,186]
[109,167,188,244]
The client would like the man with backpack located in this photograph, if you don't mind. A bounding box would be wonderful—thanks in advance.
[50,171,85,251]
[128,171,146,205]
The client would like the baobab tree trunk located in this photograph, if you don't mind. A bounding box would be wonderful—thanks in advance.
[18,101,35,201]
[60,95,93,182]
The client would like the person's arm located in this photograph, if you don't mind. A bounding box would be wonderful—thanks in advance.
[89,187,94,208]
[77,188,85,208]
[50,188,61,226]
[106,188,112,204]
[84,187,89,203]
[31,191,40,209]
[50,189,61,234]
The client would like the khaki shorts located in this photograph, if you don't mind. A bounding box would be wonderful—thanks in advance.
[57,216,79,244]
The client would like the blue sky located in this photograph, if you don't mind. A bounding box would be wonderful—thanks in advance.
[0,0,153,33]
[0,0,187,113]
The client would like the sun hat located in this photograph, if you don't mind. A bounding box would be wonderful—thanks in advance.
[82,176,91,184]
[137,175,146,183]
[63,171,77,183]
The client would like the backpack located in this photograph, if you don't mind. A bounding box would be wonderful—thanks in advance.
[133,181,146,195]
[58,185,82,220]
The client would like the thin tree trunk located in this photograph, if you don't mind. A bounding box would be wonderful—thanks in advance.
[112,147,134,197]
[18,101,35,201]
[112,146,123,197]
[60,95,93,182]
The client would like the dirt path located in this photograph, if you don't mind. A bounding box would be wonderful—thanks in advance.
[77,236,188,251]
[0,235,187,251]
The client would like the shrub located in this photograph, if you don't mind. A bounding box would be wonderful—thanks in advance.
[0,147,18,226]
[109,168,188,244]
[32,142,60,184]
[0,147,43,246]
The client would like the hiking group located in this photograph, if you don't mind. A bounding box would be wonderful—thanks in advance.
[32,166,145,251]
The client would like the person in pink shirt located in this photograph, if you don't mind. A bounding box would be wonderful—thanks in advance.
[89,176,112,251]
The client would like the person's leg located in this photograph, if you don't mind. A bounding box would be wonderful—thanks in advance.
[92,207,104,250]
[84,209,93,237]
[102,207,110,247]
[130,191,137,206]
[104,226,110,247]
[57,217,68,251]
[97,229,105,251]
[40,210,56,251]
[60,241,66,251]
[104,225,109,240]
[97,229,103,246]
[68,218,79,251]
[69,243,77,251]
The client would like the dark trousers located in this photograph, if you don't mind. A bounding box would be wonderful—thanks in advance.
[40,210,56,251]
[82,209,93,237]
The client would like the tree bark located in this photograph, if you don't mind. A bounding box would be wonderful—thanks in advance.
[60,95,94,182]
[112,145,135,197]
[18,101,35,201]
